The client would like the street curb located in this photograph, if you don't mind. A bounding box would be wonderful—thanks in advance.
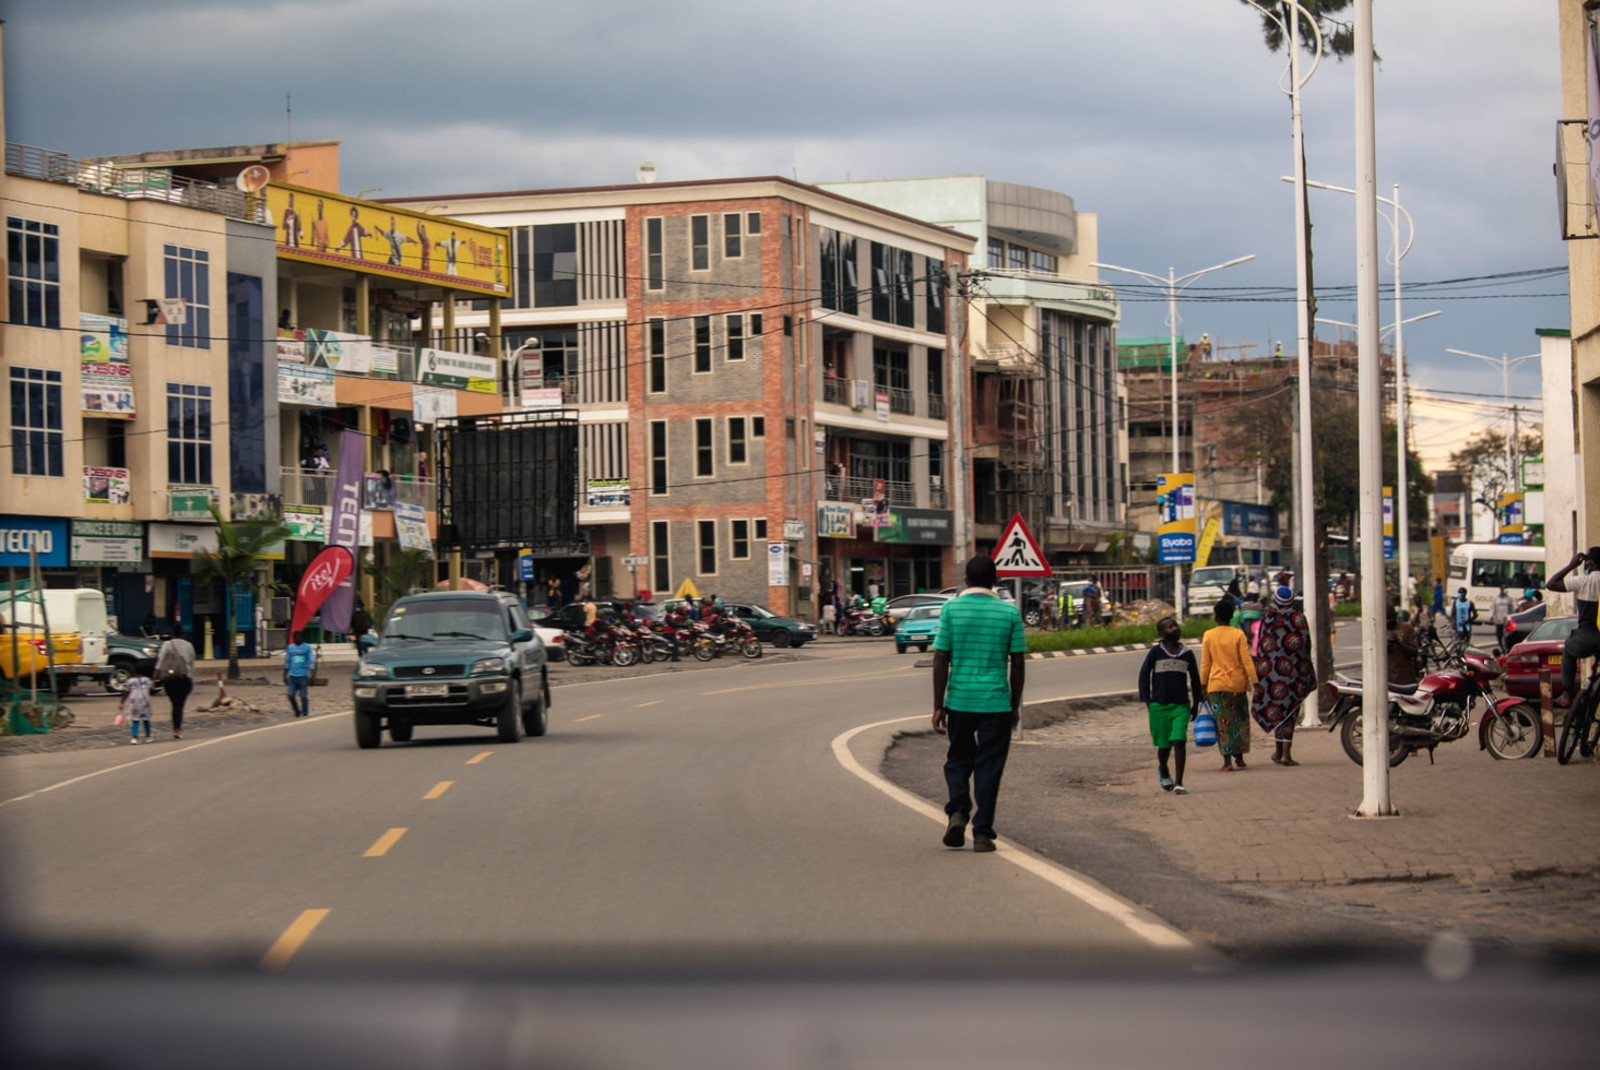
[1026,643,1148,659]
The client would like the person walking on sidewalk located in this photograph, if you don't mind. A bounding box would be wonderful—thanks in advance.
[154,628,196,740]
[1252,586,1317,766]
[284,631,316,718]
[1138,615,1203,794]
[1201,598,1259,772]
[120,667,154,745]
[932,554,1027,853]
[1547,547,1600,709]
[1489,586,1515,651]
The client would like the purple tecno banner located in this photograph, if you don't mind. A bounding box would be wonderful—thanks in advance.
[318,428,365,633]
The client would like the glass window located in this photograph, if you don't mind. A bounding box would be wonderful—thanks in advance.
[750,313,763,338]
[645,217,664,291]
[928,348,944,399]
[691,215,709,271]
[6,217,61,329]
[651,520,670,592]
[728,417,747,464]
[1008,244,1027,271]
[754,518,768,540]
[1031,249,1057,274]
[746,212,761,235]
[724,213,742,258]
[870,242,890,322]
[533,223,578,306]
[648,318,666,393]
[695,418,714,477]
[649,420,668,495]
[726,314,744,360]
[697,519,717,575]
[987,237,1004,270]
[926,259,946,334]
[731,519,751,560]
[694,316,712,373]
[8,367,63,476]
[163,245,211,348]
[751,416,765,437]
[166,382,213,485]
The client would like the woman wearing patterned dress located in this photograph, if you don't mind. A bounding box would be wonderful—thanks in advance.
[1201,597,1259,771]
[1252,585,1318,766]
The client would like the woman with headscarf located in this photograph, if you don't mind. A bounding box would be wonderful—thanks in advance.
[1252,585,1317,766]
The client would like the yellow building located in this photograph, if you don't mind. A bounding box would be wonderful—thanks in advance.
[1558,0,1600,551]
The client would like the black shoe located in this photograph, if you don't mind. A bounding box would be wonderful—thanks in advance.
[972,833,996,853]
[942,812,968,848]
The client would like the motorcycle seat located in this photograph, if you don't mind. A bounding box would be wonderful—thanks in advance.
[1387,682,1420,696]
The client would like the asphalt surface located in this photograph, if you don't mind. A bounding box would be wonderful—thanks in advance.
[0,639,1213,971]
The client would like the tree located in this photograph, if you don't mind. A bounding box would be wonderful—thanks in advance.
[1450,427,1543,531]
[191,502,292,681]
[363,548,436,630]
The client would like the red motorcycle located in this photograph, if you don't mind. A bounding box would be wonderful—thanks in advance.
[1324,650,1542,766]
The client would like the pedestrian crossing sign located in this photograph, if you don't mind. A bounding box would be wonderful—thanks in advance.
[674,577,702,600]
[991,513,1052,577]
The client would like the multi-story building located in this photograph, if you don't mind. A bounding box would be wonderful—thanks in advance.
[390,176,973,615]
[817,176,1124,563]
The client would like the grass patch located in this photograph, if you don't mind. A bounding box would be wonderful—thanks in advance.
[1027,617,1215,653]
[1333,602,1363,618]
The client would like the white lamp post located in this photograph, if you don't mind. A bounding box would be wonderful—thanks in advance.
[1092,255,1255,616]
[1443,348,1542,516]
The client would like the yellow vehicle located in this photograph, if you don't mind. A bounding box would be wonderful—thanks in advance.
[0,587,112,692]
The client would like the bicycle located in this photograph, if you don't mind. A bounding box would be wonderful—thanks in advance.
[1556,659,1600,765]
[1418,623,1465,673]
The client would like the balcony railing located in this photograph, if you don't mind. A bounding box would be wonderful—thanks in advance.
[822,475,945,510]
[822,375,851,406]
[7,142,266,224]
[927,394,947,420]
[888,386,915,416]
[280,467,338,507]
[364,476,436,510]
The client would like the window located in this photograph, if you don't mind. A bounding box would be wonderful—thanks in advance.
[651,521,671,593]
[926,258,946,334]
[695,418,714,477]
[928,348,944,401]
[8,367,63,476]
[928,440,943,483]
[164,245,212,348]
[819,230,858,314]
[728,417,748,464]
[746,212,761,234]
[1008,244,1026,271]
[7,217,60,329]
[648,318,666,394]
[691,215,710,271]
[751,416,765,437]
[1031,249,1057,274]
[750,313,763,337]
[726,314,745,360]
[533,223,578,306]
[870,242,915,327]
[645,217,664,291]
[754,518,768,540]
[697,519,718,576]
[724,213,742,258]
[731,519,751,559]
[783,315,793,336]
[649,420,668,495]
[987,237,1004,270]
[694,315,712,373]
[166,382,213,485]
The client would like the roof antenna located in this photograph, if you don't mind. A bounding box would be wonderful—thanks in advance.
[285,92,292,147]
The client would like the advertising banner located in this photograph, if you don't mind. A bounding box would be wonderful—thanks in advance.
[1195,516,1221,568]
[522,386,564,411]
[818,503,856,538]
[289,545,356,638]
[169,486,218,520]
[279,362,336,407]
[71,519,143,567]
[1383,486,1396,559]
[275,333,307,364]
[319,428,366,633]
[585,478,630,509]
[147,522,219,560]
[0,516,70,568]
[767,542,789,587]
[393,501,433,556]
[82,465,131,505]
[309,329,373,374]
[412,385,457,425]
[80,312,133,417]
[371,345,400,375]
[875,389,890,422]
[1220,500,1280,540]
[283,507,327,541]
[417,346,497,393]
[1156,473,1196,564]
[1496,492,1525,545]
[874,508,954,546]
[266,182,509,297]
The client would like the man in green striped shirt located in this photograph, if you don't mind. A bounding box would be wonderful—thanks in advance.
[932,554,1028,853]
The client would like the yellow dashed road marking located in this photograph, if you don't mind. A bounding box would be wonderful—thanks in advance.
[261,908,330,970]
[364,828,407,857]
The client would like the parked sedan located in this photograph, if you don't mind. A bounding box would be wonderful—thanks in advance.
[1499,615,1577,702]
[723,603,815,648]
[1498,601,1548,654]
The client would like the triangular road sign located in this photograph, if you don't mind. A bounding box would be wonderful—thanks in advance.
[991,513,1052,577]
[674,577,702,601]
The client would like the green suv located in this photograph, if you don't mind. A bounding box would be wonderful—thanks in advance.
[352,591,550,748]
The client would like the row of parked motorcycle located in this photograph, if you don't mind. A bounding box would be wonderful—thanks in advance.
[560,615,764,667]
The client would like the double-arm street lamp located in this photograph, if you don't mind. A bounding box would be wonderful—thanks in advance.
[1091,255,1255,616]
[1443,348,1542,520]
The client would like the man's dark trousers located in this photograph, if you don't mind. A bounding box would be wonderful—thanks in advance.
[942,708,1012,837]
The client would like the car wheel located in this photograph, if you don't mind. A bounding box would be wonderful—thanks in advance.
[867,619,885,637]
[496,680,524,743]
[919,644,930,653]
[771,630,792,649]
[355,710,382,749]
[107,663,133,694]
[896,644,906,655]
[389,720,413,743]
[1024,609,1042,627]
[521,677,548,737]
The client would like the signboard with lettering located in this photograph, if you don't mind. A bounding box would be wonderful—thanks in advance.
[70,519,143,566]
[1156,473,1196,564]
[0,516,69,568]
[417,346,497,393]
[80,313,133,417]
[585,479,630,509]
[818,503,856,538]
[393,501,433,556]
[82,465,131,505]
[767,542,789,587]
[148,522,220,560]
[169,486,218,521]
[283,507,328,542]
[874,507,954,546]
[279,362,336,407]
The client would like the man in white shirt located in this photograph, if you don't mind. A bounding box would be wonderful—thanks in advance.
[1548,548,1600,707]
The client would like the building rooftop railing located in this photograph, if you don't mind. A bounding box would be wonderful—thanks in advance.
[6,142,267,225]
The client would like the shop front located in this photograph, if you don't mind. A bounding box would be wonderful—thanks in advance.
[69,520,145,633]
[816,503,952,602]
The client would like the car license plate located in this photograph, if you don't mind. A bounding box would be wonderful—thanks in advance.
[1547,655,1563,666]
[405,683,449,697]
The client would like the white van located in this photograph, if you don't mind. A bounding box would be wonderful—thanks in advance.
[2,588,115,688]
[1447,543,1547,617]
[1186,566,1245,617]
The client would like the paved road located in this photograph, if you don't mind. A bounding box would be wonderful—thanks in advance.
[1,641,1220,970]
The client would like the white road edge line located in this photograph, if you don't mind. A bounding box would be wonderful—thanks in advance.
[830,714,1195,951]
[0,710,349,809]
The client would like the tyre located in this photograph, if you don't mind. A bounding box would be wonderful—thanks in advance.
[107,663,133,694]
[1024,609,1041,627]
[1483,703,1541,760]
[867,619,885,637]
[896,644,906,655]
[521,677,548,737]
[355,710,382,749]
[919,644,930,653]
[636,640,654,665]
[612,643,638,668]
[389,720,413,743]
[692,638,715,662]
[740,638,763,659]
[496,680,524,743]
[1339,710,1408,767]
[771,630,792,649]
[1557,698,1592,765]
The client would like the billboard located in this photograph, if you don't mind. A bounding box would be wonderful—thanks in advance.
[874,507,954,545]
[266,183,508,297]
[1156,473,1196,564]
[437,411,579,552]
[1496,492,1525,545]
[80,313,133,417]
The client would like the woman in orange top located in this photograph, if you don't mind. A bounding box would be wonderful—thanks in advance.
[1200,597,1259,771]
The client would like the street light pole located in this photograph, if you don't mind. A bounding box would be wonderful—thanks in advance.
[1092,254,1255,617]
[1443,348,1542,511]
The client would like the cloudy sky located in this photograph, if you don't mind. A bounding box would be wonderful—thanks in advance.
[0,0,1567,468]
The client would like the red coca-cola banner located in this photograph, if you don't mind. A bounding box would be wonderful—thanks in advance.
[289,545,356,639]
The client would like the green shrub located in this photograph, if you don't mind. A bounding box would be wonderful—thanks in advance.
[1027,617,1214,653]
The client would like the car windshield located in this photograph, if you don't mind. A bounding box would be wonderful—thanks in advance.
[744,605,778,618]
[1190,567,1236,586]
[1526,617,1578,644]
[907,604,944,620]
[381,600,506,643]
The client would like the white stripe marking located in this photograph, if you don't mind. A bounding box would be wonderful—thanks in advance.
[830,714,1195,951]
